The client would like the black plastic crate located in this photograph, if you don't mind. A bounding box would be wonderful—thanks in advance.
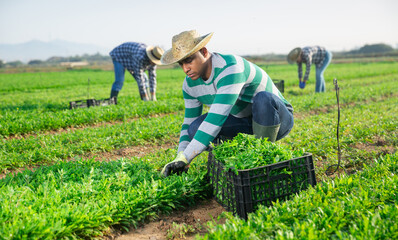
[273,79,285,93]
[69,97,117,109]
[207,152,316,219]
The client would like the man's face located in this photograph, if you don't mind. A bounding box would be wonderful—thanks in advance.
[178,51,207,80]
[296,53,302,63]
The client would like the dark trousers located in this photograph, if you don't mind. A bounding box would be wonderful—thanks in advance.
[188,91,294,142]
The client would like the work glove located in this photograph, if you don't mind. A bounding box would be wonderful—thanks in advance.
[161,152,188,177]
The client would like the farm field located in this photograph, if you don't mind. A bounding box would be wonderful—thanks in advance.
[0,60,397,239]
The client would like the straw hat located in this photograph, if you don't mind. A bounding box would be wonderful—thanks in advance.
[146,46,164,65]
[287,47,302,64]
[161,30,214,65]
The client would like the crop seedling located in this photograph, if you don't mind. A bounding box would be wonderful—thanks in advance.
[166,222,196,239]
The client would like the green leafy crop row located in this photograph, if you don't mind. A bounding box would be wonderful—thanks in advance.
[0,98,184,137]
[0,150,210,239]
[0,113,184,173]
[0,68,185,137]
[200,153,398,240]
[282,96,398,179]
[0,62,396,137]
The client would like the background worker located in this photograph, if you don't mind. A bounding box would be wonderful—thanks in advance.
[109,42,164,101]
[160,30,294,177]
[287,46,332,92]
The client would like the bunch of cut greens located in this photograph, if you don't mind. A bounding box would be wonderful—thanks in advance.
[212,133,305,172]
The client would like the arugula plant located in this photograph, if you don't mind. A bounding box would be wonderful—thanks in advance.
[212,133,305,172]
[200,153,398,240]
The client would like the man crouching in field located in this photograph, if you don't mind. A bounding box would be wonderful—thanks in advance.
[160,30,294,177]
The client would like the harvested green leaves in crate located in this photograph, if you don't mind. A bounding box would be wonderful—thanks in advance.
[211,133,305,173]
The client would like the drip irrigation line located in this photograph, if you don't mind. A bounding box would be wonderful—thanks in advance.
[326,78,346,176]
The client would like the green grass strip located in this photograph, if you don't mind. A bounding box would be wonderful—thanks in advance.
[0,113,184,173]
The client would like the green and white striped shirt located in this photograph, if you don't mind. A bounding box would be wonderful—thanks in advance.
[179,53,292,162]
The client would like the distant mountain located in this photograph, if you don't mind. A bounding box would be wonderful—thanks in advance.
[0,39,110,62]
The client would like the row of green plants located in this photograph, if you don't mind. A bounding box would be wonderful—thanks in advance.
[289,75,397,112]
[0,68,186,93]
[1,62,396,93]
[1,83,396,177]
[0,72,395,138]
[258,61,398,87]
[0,68,184,137]
[1,94,395,238]
[0,62,397,137]
[0,113,183,173]
[200,152,398,239]
[1,92,395,176]
[0,150,210,239]
[283,96,397,180]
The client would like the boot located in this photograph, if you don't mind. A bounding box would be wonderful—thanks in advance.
[140,92,150,101]
[151,92,157,101]
[110,90,119,98]
[252,120,280,142]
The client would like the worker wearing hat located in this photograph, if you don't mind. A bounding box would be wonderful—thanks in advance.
[160,30,294,177]
[109,42,164,101]
[287,46,332,92]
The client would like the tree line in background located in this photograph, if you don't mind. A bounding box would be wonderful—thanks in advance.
[0,43,397,68]
[244,43,398,62]
[0,53,111,68]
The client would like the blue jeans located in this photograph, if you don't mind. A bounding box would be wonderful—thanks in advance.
[315,50,332,92]
[188,92,294,142]
[111,60,149,92]
[111,60,125,92]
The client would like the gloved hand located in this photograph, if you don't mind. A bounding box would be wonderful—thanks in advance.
[161,152,189,177]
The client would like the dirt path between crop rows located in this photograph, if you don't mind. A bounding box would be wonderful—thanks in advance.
[104,198,226,240]
[1,136,228,239]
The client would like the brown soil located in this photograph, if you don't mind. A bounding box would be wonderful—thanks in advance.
[82,140,177,162]
[105,199,226,240]
[351,137,396,155]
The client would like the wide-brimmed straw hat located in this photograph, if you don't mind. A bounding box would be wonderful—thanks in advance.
[287,47,302,64]
[146,46,164,65]
[161,30,214,65]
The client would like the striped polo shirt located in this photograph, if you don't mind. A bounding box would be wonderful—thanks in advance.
[178,53,292,162]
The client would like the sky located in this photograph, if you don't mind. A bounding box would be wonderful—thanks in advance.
[0,0,397,55]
